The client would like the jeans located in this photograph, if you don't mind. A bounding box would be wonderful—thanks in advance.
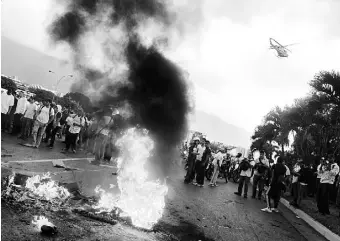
[252,175,265,198]
[32,120,47,147]
[20,117,34,139]
[266,192,280,209]
[65,132,78,151]
[12,113,23,135]
[48,126,61,147]
[1,113,8,130]
[44,123,54,143]
[94,134,109,161]
[317,183,331,214]
[210,164,220,184]
[316,178,321,201]
[238,176,250,196]
[184,157,196,183]
[297,183,308,206]
[195,162,205,185]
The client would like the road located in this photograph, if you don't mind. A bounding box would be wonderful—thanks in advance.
[1,133,326,241]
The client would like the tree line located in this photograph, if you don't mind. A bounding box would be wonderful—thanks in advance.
[1,76,95,113]
[251,70,340,165]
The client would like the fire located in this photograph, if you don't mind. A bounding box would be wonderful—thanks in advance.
[32,215,54,230]
[25,172,70,201]
[95,127,168,229]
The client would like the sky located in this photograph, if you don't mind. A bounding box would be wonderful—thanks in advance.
[2,0,340,134]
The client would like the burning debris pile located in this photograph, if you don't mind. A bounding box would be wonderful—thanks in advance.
[1,173,71,212]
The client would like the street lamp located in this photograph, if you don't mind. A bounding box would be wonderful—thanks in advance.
[48,70,73,98]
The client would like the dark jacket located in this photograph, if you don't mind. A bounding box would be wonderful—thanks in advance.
[201,147,212,166]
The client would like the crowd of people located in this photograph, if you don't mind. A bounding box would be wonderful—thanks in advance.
[183,136,340,216]
[1,88,122,164]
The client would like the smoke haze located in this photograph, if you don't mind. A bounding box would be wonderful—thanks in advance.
[49,0,194,178]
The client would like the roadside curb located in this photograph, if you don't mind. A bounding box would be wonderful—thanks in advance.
[6,157,95,164]
[279,197,340,241]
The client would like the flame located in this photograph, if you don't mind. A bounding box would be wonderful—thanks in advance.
[25,172,70,201]
[94,127,168,229]
[32,215,54,230]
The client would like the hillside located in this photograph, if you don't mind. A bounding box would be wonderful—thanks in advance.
[189,110,251,148]
[1,36,74,94]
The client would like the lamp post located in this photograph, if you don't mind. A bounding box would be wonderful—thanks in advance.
[48,70,73,100]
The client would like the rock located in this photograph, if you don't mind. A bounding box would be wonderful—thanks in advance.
[41,225,58,235]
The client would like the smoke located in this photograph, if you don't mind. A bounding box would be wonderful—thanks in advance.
[49,0,194,178]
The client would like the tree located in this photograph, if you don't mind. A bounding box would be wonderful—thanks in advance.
[28,87,55,102]
[63,92,93,113]
[252,70,340,164]
[1,76,17,91]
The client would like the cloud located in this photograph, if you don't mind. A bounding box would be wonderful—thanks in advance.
[165,0,340,133]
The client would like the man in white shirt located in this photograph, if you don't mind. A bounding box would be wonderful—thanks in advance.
[13,92,27,135]
[19,97,37,140]
[62,109,85,153]
[31,99,54,148]
[1,89,15,130]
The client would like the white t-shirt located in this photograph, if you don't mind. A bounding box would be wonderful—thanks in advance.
[1,92,14,114]
[212,151,224,167]
[36,106,54,124]
[69,116,85,134]
[292,164,301,183]
[196,144,206,161]
[24,102,37,119]
[15,97,27,114]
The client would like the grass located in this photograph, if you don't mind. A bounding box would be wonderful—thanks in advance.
[283,194,340,237]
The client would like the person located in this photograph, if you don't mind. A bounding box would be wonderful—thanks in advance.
[209,149,224,187]
[252,150,269,200]
[93,107,115,164]
[234,157,253,198]
[336,172,340,217]
[62,109,85,154]
[13,92,27,135]
[7,93,18,134]
[19,97,37,140]
[31,99,55,148]
[317,159,339,215]
[46,105,63,149]
[184,137,199,184]
[289,159,304,208]
[194,139,211,187]
[43,103,57,145]
[1,89,15,130]
[261,156,286,213]
[283,159,291,195]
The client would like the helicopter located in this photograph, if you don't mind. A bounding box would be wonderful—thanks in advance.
[269,38,298,58]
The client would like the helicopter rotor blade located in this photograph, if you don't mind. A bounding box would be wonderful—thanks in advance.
[283,43,299,48]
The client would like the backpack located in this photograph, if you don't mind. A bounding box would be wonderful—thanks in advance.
[240,160,251,171]
[257,164,267,174]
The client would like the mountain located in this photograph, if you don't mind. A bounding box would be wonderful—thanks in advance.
[189,110,251,148]
[1,36,74,94]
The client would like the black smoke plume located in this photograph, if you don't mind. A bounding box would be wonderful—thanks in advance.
[49,0,191,178]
